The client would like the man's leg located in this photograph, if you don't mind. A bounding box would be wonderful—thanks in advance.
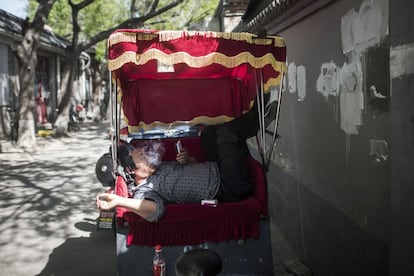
[227,111,259,140]
[200,125,219,162]
[200,105,259,160]
[215,112,259,202]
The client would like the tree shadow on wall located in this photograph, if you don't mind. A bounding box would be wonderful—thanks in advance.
[36,219,117,276]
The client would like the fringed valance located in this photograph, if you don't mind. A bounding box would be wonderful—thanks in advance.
[128,115,235,133]
[108,29,286,48]
[108,49,285,74]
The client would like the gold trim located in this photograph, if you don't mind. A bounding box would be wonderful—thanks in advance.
[109,49,287,89]
[108,32,158,47]
[108,30,286,48]
[264,75,284,92]
[272,36,286,48]
[108,49,285,72]
[108,32,137,47]
[252,38,273,45]
[136,33,158,41]
[127,115,236,133]
[113,61,285,93]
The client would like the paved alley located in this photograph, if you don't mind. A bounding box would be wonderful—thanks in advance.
[0,121,117,276]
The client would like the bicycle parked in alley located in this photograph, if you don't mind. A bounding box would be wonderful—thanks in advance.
[0,104,18,145]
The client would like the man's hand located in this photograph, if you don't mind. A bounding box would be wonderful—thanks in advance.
[176,148,190,164]
[96,192,159,222]
[96,193,119,210]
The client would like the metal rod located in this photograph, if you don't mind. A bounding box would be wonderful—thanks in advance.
[109,73,117,176]
[266,70,284,168]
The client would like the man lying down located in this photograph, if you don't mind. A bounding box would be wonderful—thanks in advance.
[96,108,261,222]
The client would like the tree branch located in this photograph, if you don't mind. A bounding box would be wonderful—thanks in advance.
[149,0,159,14]
[69,0,95,11]
[78,0,183,52]
[68,0,95,54]
[130,0,137,17]
[30,0,56,33]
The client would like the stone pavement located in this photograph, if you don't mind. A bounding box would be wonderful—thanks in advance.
[0,121,116,276]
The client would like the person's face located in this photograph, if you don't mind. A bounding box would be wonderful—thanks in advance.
[128,148,156,184]
[134,162,154,183]
[128,161,154,184]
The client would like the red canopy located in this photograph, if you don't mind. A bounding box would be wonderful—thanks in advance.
[107,29,286,133]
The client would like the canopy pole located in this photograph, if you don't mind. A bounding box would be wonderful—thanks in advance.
[255,69,266,169]
[265,71,284,171]
[259,69,266,164]
[255,70,284,172]
[109,72,117,179]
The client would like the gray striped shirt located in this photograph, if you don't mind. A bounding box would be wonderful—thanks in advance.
[132,161,220,221]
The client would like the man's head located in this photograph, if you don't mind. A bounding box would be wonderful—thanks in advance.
[130,141,165,169]
[117,141,165,183]
[117,143,136,170]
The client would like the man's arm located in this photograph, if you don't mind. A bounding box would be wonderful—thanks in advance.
[97,193,157,221]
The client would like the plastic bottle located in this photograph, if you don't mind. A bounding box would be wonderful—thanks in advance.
[153,244,166,276]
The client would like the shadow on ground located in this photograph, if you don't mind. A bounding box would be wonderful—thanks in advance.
[37,220,116,276]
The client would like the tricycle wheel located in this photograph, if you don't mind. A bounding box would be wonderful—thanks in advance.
[95,153,115,187]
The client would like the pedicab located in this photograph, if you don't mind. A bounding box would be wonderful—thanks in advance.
[96,29,286,275]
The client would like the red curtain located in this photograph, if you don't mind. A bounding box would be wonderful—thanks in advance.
[121,77,254,128]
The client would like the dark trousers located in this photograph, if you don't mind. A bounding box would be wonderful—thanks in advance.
[201,112,259,202]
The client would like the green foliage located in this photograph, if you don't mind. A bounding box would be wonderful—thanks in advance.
[28,0,219,61]
[80,0,129,39]
[29,0,72,38]
[149,0,219,30]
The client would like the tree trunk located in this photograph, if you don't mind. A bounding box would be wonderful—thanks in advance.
[16,0,56,150]
[54,55,77,136]
[91,57,103,121]
[17,28,37,150]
